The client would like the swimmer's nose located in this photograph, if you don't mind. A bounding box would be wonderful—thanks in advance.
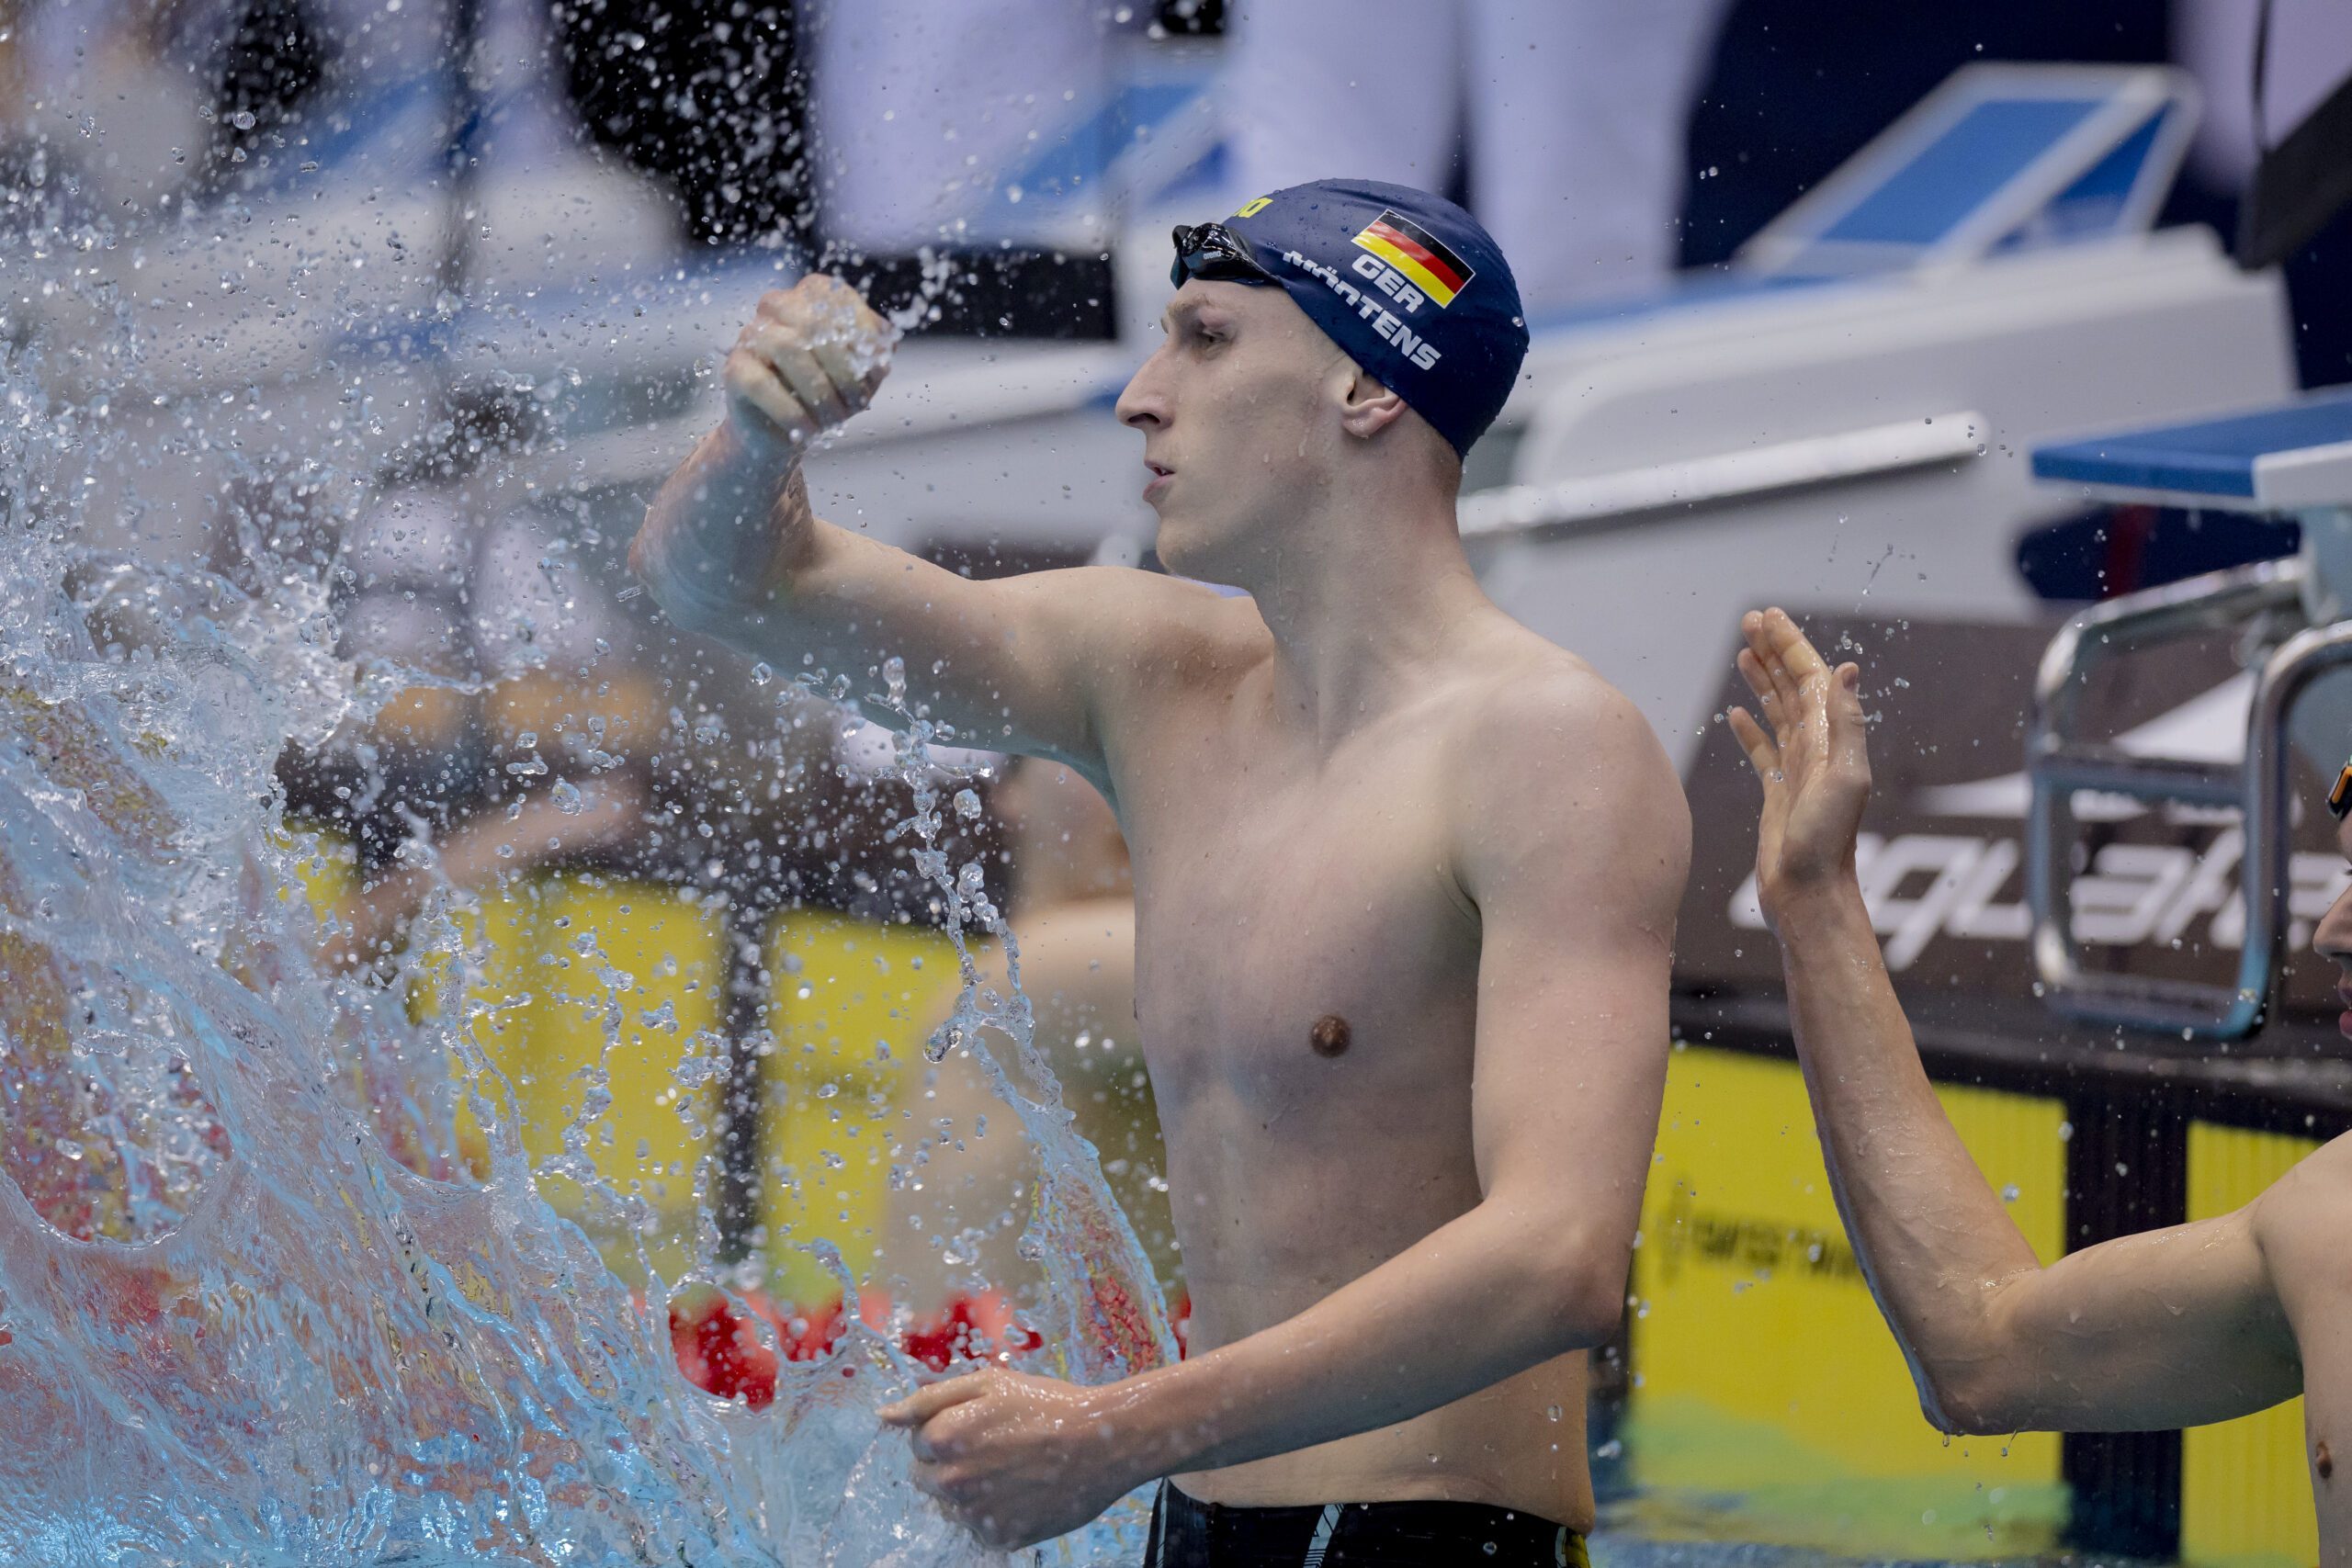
[2315,879,2352,968]
[1115,351,1170,433]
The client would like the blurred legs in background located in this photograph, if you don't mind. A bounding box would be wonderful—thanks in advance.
[1224,0,1729,315]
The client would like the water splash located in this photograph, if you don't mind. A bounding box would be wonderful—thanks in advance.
[872,653,1174,1386]
[0,230,1163,1568]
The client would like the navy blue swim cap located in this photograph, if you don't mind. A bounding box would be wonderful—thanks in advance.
[1174,178,1529,457]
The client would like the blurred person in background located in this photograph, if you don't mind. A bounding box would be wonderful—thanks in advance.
[1683,0,2351,390]
[283,454,658,976]
[806,0,1114,252]
[797,0,1133,336]
[872,756,1175,1365]
[15,0,682,298]
[2174,0,2352,389]
[1221,0,1731,316]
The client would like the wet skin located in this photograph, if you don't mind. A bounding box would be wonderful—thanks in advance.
[632,275,1690,1547]
[1732,607,2352,1561]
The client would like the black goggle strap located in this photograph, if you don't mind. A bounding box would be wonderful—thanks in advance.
[2331,757,2352,821]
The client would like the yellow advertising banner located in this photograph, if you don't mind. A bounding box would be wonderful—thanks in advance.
[2182,1122,2322,1568]
[1629,1044,2068,1554]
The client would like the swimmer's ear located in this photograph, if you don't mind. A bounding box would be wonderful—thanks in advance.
[1334,367,1409,444]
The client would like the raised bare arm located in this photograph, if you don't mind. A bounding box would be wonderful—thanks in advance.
[628,276,1180,774]
[1727,607,2301,1434]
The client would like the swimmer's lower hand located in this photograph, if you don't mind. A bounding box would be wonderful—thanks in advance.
[882,1366,1148,1551]
[1726,606,1871,929]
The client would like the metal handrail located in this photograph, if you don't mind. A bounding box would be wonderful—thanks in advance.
[2024,556,2333,1038]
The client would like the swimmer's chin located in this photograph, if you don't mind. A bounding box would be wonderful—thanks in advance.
[1149,525,1217,581]
[1152,507,1257,584]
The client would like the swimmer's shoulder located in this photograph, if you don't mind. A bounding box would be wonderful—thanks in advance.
[1447,626,1672,786]
[1037,564,1269,694]
[2241,1134,2352,1379]
[1440,631,1691,897]
[2250,1131,2352,1280]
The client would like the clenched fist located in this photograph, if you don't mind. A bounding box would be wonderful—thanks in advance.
[722,274,899,462]
[628,276,898,624]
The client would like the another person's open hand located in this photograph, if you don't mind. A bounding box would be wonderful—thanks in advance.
[880,1366,1143,1551]
[1726,607,1871,930]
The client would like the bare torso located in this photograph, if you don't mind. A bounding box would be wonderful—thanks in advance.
[2254,1134,2352,1559]
[1102,599,1606,1527]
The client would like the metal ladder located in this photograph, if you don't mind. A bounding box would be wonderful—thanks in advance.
[2028,544,2352,1039]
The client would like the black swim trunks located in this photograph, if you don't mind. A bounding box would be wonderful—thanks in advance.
[1141,1482,1590,1567]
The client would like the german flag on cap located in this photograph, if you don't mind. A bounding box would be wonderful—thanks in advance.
[1351,209,1476,308]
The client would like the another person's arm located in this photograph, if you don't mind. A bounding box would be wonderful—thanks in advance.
[1725,608,2301,1434]
[316,777,643,975]
[628,276,1175,774]
[882,679,1690,1548]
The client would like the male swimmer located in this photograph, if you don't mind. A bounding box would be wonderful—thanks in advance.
[1729,607,2352,1558]
[629,180,1689,1563]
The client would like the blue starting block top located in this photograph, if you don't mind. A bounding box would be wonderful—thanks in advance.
[2031,388,2352,510]
[1741,63,2196,276]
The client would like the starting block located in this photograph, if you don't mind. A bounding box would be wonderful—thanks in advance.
[2028,389,2352,1037]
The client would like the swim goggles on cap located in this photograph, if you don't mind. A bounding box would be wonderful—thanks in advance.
[1170,223,1280,288]
[2331,756,2352,820]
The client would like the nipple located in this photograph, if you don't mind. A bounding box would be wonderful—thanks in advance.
[2320,1439,2335,1481]
[1309,1014,1351,1058]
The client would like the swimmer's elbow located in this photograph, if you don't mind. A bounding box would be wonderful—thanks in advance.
[628,545,727,635]
[1917,1364,2035,1437]
[1562,1285,1630,1353]
[1920,1267,2075,1434]
[1909,1315,2043,1435]
[1526,1235,1632,1350]
[630,513,791,637]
